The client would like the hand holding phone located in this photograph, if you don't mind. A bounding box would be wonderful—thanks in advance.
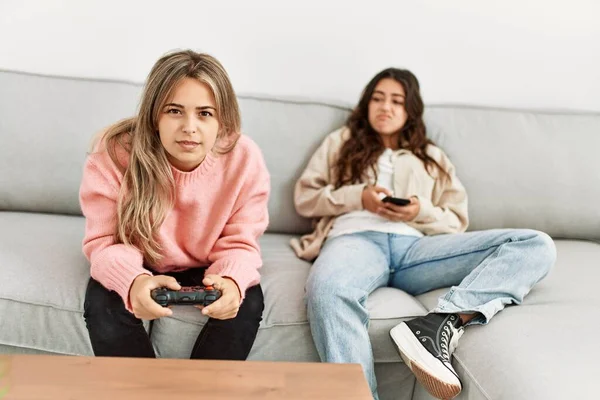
[378,196,421,222]
[381,196,411,206]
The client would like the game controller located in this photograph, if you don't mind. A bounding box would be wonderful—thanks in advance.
[151,286,222,307]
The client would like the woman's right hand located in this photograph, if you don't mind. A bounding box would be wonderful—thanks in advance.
[129,274,181,320]
[361,185,392,213]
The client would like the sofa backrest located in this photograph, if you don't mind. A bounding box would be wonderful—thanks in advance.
[1,69,599,240]
[422,106,600,240]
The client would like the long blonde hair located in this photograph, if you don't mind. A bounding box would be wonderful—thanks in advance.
[93,50,241,264]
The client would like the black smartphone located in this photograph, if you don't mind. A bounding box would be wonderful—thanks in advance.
[382,196,411,206]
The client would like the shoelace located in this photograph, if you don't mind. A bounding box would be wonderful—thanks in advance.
[440,321,464,362]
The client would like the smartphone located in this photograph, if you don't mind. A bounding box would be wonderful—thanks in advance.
[382,196,411,206]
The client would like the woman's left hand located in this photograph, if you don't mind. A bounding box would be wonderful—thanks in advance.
[377,196,421,222]
[195,274,242,320]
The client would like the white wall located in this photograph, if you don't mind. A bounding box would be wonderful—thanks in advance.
[1,0,599,111]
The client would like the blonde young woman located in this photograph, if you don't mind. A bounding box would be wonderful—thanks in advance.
[291,68,556,399]
[80,50,270,360]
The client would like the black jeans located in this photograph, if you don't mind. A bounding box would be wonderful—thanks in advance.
[83,267,264,360]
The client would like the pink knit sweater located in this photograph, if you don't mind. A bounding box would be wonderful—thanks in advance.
[79,135,270,310]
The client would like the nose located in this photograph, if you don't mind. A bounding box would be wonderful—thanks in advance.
[381,100,392,112]
[182,116,196,134]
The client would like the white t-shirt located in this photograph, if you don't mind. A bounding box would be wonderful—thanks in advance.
[327,148,424,239]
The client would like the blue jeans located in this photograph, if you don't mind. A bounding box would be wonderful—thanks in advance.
[305,229,556,399]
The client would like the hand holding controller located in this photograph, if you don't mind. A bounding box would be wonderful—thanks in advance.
[151,285,222,307]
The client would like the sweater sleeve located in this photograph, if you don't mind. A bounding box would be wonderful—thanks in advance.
[411,150,469,234]
[206,145,271,300]
[79,156,151,311]
[294,129,366,218]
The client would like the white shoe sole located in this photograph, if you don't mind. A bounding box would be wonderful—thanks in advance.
[390,323,461,399]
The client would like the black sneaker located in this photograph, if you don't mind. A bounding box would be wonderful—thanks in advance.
[390,313,464,399]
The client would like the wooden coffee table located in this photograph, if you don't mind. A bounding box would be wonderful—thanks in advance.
[0,354,372,399]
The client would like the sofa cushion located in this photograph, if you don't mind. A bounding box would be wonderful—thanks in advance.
[0,70,351,237]
[150,233,427,362]
[7,210,597,399]
[422,107,600,240]
[5,214,598,399]
[0,212,95,355]
[413,239,600,400]
[234,97,351,234]
[3,69,600,240]
[0,71,141,216]
[0,212,425,363]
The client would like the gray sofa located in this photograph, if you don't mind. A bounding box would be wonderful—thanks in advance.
[1,68,599,400]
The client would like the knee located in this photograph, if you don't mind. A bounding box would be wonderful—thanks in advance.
[83,278,136,330]
[238,284,264,321]
[84,278,115,317]
[518,230,556,279]
[532,230,557,275]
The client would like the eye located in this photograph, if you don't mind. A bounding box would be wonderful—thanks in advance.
[166,108,182,115]
[393,101,405,106]
[371,97,382,102]
[199,111,213,117]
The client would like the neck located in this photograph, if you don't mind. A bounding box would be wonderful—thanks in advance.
[168,155,206,173]
[381,134,400,150]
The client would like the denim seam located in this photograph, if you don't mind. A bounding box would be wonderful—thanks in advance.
[387,233,400,274]
[438,244,504,312]
[435,236,514,313]
[452,241,505,292]
[402,236,521,271]
[358,269,390,327]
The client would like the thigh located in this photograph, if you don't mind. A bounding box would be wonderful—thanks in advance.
[83,278,154,357]
[84,277,136,323]
[390,229,535,295]
[191,284,264,360]
[235,283,264,321]
[306,231,391,296]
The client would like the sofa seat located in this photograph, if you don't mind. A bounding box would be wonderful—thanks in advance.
[3,210,595,399]
[413,240,600,400]
[0,211,424,359]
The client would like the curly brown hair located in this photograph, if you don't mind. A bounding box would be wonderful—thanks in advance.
[334,68,447,188]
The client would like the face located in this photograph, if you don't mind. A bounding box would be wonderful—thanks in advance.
[157,77,219,172]
[367,78,408,145]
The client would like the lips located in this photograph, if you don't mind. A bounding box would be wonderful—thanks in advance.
[376,115,391,121]
[176,140,201,150]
